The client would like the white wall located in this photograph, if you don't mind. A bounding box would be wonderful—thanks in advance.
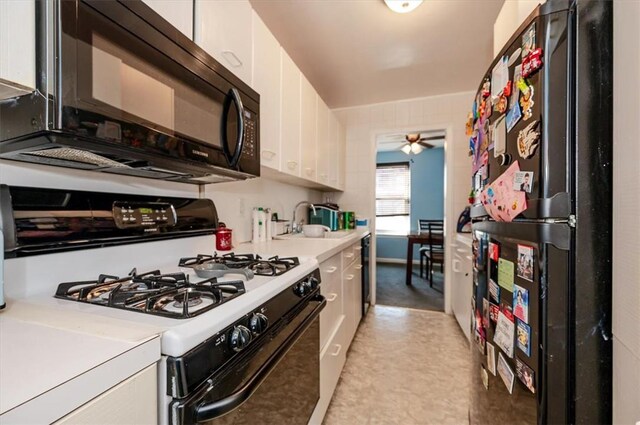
[330,91,474,314]
[612,0,640,423]
[204,178,322,245]
[493,0,540,56]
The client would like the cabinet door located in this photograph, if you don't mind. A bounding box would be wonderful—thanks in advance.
[251,12,281,171]
[194,0,252,85]
[300,75,318,181]
[54,365,157,425]
[0,0,35,99]
[142,0,193,39]
[316,97,330,185]
[328,112,339,188]
[280,50,301,177]
[337,120,346,191]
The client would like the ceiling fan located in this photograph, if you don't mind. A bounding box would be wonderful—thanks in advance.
[400,133,440,155]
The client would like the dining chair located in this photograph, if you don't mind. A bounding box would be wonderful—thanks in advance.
[419,221,444,286]
[417,219,442,275]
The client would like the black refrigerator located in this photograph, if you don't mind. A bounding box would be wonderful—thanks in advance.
[467,1,612,424]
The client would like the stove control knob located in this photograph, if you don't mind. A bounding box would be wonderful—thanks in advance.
[249,313,269,335]
[230,325,252,352]
[308,276,319,291]
[293,281,310,297]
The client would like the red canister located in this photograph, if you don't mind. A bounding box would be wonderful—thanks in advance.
[216,227,232,251]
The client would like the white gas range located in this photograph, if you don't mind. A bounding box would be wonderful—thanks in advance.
[1,186,325,425]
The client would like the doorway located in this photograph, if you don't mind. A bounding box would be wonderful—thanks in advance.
[374,129,446,312]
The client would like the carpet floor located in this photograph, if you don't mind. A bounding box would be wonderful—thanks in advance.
[375,262,444,312]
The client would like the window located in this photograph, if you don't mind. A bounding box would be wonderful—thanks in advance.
[376,162,410,234]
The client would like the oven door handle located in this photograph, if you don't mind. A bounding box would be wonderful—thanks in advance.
[195,295,326,422]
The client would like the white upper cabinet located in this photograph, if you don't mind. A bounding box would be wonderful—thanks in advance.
[195,0,253,85]
[280,50,301,177]
[328,112,339,187]
[252,12,281,171]
[142,0,193,39]
[316,98,330,185]
[300,75,318,181]
[337,121,346,191]
[0,0,35,99]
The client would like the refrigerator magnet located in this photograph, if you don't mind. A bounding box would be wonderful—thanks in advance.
[497,258,515,292]
[516,319,532,357]
[487,343,497,376]
[505,100,522,132]
[494,94,508,114]
[513,284,530,323]
[482,298,491,328]
[510,65,523,109]
[481,365,490,390]
[517,120,541,159]
[490,302,500,323]
[513,171,534,193]
[519,84,535,121]
[522,48,543,79]
[497,353,516,394]
[522,24,536,59]
[481,77,491,98]
[517,244,535,282]
[489,277,501,302]
[488,242,500,262]
[492,116,507,157]
[466,112,474,136]
[494,310,516,358]
[516,358,536,394]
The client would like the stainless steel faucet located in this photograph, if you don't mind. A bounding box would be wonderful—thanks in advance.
[292,201,317,234]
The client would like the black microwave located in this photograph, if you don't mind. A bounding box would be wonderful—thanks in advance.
[0,0,260,184]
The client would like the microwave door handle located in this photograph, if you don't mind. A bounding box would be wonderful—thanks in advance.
[221,88,245,168]
[195,295,326,422]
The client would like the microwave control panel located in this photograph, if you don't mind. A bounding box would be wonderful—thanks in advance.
[112,202,177,229]
[243,110,257,159]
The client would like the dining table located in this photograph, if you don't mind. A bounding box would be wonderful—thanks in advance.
[406,231,444,285]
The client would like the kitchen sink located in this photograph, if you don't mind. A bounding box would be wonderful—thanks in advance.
[274,230,355,240]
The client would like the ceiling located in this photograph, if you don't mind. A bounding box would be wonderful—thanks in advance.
[250,0,505,108]
[377,129,445,152]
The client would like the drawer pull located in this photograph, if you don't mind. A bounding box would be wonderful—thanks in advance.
[345,253,354,259]
[305,167,314,176]
[354,246,362,251]
[354,264,363,270]
[327,293,338,302]
[453,259,461,273]
[331,344,342,356]
[345,274,354,281]
[286,160,298,170]
[325,266,338,274]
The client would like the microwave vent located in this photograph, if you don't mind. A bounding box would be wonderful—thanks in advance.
[25,148,131,168]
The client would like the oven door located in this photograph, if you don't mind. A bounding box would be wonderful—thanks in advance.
[56,0,259,177]
[171,295,325,424]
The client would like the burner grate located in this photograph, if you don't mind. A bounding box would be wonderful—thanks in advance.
[55,269,245,319]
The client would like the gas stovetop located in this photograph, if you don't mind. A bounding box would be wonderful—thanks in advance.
[53,253,300,319]
[179,252,300,276]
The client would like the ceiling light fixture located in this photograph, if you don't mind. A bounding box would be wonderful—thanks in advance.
[384,0,423,14]
[401,144,412,154]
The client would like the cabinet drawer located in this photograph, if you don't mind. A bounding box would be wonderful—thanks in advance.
[320,253,341,284]
[310,316,347,425]
[320,271,342,350]
[342,242,361,267]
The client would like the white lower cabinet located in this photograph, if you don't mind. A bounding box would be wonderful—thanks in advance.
[451,239,473,340]
[311,239,365,424]
[54,364,157,424]
[310,316,348,425]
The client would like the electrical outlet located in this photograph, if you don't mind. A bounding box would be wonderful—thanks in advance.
[239,198,246,216]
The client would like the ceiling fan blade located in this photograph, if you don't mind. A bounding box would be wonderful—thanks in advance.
[419,135,444,142]
[418,141,434,148]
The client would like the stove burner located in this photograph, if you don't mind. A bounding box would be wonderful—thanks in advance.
[55,269,245,319]
[180,253,300,277]
[173,289,203,308]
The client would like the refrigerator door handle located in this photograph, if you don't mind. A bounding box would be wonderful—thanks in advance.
[472,221,571,251]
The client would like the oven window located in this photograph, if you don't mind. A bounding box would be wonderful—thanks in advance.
[71,3,226,149]
[204,318,320,425]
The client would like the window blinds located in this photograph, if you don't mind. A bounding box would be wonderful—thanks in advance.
[376,162,410,217]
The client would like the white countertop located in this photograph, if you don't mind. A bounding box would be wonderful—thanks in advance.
[0,302,161,424]
[236,228,370,263]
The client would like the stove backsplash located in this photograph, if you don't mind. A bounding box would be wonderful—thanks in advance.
[0,160,322,300]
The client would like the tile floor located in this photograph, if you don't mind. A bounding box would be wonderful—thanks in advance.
[323,305,471,425]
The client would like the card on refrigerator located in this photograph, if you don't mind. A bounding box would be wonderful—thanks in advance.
[516,319,531,356]
[494,310,515,358]
[517,244,535,281]
[497,353,515,394]
[516,358,536,393]
[513,284,529,323]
